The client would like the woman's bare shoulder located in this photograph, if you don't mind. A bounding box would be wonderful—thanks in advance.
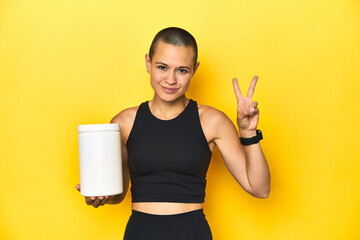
[110,106,139,129]
[196,102,235,145]
[197,102,230,122]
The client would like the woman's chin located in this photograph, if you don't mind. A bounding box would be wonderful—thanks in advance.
[154,93,185,103]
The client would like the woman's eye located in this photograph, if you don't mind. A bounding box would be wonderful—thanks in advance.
[158,66,166,70]
[179,69,188,74]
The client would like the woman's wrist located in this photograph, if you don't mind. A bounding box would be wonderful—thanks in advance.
[238,129,257,138]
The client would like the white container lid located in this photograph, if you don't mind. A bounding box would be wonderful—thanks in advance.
[78,123,120,133]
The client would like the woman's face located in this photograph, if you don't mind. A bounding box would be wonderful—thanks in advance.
[145,41,199,102]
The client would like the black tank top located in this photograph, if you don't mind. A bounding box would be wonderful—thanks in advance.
[126,99,212,203]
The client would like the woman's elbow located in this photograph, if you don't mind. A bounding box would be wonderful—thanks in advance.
[250,188,270,199]
[256,191,270,199]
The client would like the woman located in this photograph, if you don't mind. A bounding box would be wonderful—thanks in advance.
[76,27,270,239]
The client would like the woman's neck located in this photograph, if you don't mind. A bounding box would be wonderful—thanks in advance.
[148,95,189,120]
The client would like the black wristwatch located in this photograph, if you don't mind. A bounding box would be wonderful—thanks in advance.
[240,129,263,146]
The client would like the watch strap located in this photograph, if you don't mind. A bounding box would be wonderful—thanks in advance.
[240,129,263,145]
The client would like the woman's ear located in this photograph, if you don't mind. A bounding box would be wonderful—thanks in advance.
[145,54,151,73]
[192,61,200,76]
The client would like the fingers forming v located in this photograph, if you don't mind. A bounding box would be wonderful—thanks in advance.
[232,78,243,101]
[247,76,258,99]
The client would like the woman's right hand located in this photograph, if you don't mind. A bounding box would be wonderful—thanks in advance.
[75,184,114,208]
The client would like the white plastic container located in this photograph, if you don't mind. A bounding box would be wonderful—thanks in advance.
[78,123,123,197]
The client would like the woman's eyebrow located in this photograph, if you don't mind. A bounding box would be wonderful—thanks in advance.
[178,66,190,70]
[155,62,191,70]
[155,62,168,65]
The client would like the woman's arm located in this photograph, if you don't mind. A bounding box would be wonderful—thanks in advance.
[210,76,270,198]
[213,115,270,198]
[106,107,138,204]
[238,129,270,198]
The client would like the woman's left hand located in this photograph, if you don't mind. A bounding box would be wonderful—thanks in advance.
[232,76,260,135]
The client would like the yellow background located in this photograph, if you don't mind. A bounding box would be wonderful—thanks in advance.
[1,0,359,239]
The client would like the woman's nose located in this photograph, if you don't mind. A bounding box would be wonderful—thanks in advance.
[165,72,177,85]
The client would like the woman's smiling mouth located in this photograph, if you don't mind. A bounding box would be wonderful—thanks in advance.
[162,86,179,93]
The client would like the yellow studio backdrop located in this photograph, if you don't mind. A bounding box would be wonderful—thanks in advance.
[0,0,359,239]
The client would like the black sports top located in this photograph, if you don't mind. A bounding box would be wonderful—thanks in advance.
[126,99,212,203]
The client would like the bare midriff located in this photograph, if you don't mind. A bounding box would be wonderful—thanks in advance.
[132,202,203,215]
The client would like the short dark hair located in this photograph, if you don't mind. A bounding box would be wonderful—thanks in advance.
[149,27,198,67]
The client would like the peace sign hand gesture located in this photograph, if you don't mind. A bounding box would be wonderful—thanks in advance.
[232,76,260,135]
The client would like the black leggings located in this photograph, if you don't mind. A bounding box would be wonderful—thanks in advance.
[123,208,213,240]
